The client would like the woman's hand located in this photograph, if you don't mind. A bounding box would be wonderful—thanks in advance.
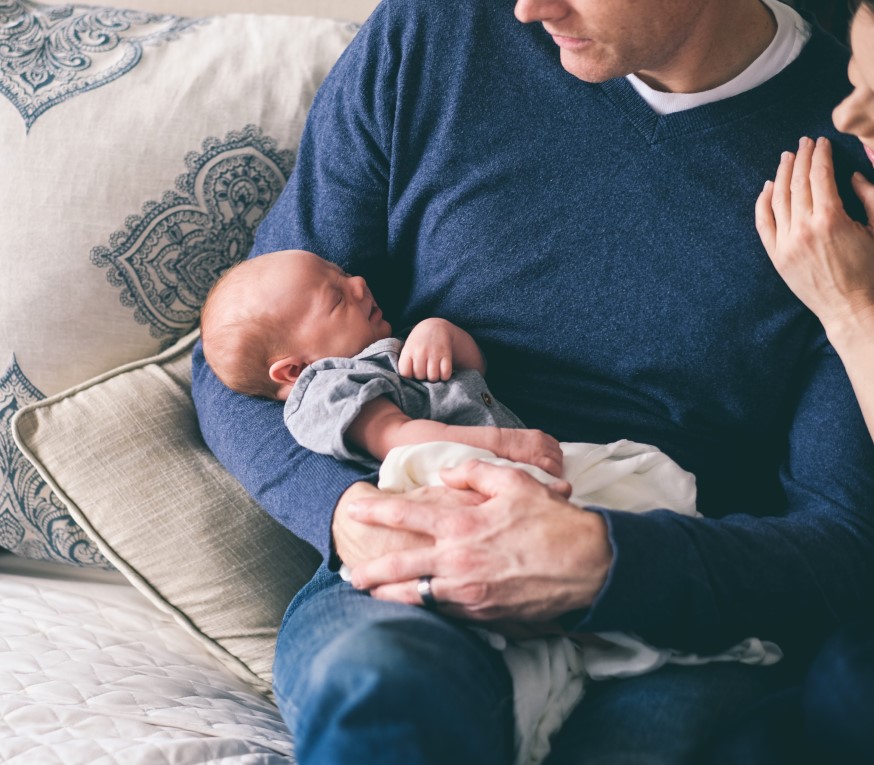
[755,136,874,335]
[345,460,611,624]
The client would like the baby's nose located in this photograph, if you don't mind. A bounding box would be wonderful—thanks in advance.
[347,275,367,299]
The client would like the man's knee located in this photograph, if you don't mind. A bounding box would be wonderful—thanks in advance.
[280,617,514,765]
[299,620,444,707]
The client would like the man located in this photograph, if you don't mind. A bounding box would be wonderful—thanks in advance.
[192,0,874,762]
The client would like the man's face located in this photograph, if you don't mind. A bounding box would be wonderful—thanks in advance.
[514,0,704,87]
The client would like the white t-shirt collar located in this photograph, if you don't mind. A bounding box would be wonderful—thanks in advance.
[626,0,812,115]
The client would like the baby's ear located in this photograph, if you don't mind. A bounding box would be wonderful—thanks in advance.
[269,356,306,387]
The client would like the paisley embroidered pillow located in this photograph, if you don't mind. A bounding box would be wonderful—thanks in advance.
[0,1,358,566]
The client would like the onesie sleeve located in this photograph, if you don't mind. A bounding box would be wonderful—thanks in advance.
[284,359,408,470]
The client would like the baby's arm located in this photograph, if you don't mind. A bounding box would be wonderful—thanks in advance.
[398,318,486,381]
[347,396,564,478]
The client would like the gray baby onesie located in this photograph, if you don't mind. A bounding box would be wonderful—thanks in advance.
[284,337,525,469]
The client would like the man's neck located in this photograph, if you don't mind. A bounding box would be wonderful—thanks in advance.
[635,0,778,94]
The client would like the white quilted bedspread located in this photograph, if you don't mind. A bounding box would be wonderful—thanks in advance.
[0,557,295,764]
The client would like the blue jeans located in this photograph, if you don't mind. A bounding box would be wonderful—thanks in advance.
[274,564,788,765]
[804,618,874,760]
[704,619,874,764]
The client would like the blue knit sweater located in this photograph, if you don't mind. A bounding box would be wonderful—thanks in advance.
[192,0,874,658]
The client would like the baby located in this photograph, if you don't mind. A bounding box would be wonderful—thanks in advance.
[200,249,778,765]
[200,248,563,477]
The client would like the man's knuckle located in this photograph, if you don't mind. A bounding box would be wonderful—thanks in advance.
[383,556,404,581]
[387,503,408,525]
[456,580,489,606]
[444,513,477,537]
[444,546,478,573]
[505,466,531,486]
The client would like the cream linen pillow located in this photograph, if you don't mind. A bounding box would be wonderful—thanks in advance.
[12,331,321,695]
[0,1,356,565]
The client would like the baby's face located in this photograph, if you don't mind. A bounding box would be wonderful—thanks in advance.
[282,251,393,361]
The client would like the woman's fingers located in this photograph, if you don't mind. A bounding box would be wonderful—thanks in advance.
[756,180,777,255]
[789,136,815,221]
[770,147,795,232]
[809,137,841,214]
[852,170,874,228]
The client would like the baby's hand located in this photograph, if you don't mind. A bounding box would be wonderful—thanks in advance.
[399,319,456,381]
[496,429,564,478]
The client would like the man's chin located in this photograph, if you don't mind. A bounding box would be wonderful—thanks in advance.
[558,50,624,83]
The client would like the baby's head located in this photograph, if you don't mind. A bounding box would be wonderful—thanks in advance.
[200,249,392,400]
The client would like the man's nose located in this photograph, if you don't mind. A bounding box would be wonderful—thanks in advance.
[514,0,565,24]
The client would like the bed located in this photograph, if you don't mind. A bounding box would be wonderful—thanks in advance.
[0,551,296,763]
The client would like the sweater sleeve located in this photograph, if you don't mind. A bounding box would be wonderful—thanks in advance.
[572,343,874,659]
[190,5,399,559]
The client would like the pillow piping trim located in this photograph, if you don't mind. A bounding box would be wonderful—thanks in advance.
[11,330,274,698]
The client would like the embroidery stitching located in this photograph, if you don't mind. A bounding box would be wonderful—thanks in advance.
[0,355,110,567]
[91,125,295,346]
[0,0,204,131]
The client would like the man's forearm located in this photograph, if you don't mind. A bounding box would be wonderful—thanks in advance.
[191,340,369,559]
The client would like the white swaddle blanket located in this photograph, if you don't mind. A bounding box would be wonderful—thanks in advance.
[376,440,782,765]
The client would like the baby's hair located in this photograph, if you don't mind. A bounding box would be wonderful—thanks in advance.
[200,258,292,399]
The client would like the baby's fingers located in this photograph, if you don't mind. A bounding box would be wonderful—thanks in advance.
[537,439,564,478]
[397,348,416,378]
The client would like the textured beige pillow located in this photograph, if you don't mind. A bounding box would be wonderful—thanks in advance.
[12,331,320,696]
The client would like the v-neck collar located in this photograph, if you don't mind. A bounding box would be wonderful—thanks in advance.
[595,24,833,145]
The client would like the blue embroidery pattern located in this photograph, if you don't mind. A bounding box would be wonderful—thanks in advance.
[0,0,203,131]
[0,356,110,567]
[91,125,295,346]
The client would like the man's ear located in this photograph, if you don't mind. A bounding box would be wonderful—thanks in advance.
[268,356,306,387]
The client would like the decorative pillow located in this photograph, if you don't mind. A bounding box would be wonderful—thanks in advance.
[11,331,322,695]
[0,1,357,565]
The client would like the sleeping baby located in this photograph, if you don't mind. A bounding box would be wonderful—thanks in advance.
[199,249,779,765]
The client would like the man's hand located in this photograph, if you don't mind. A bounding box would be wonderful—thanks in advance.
[332,480,484,568]
[398,318,486,381]
[495,428,563,477]
[345,460,612,623]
